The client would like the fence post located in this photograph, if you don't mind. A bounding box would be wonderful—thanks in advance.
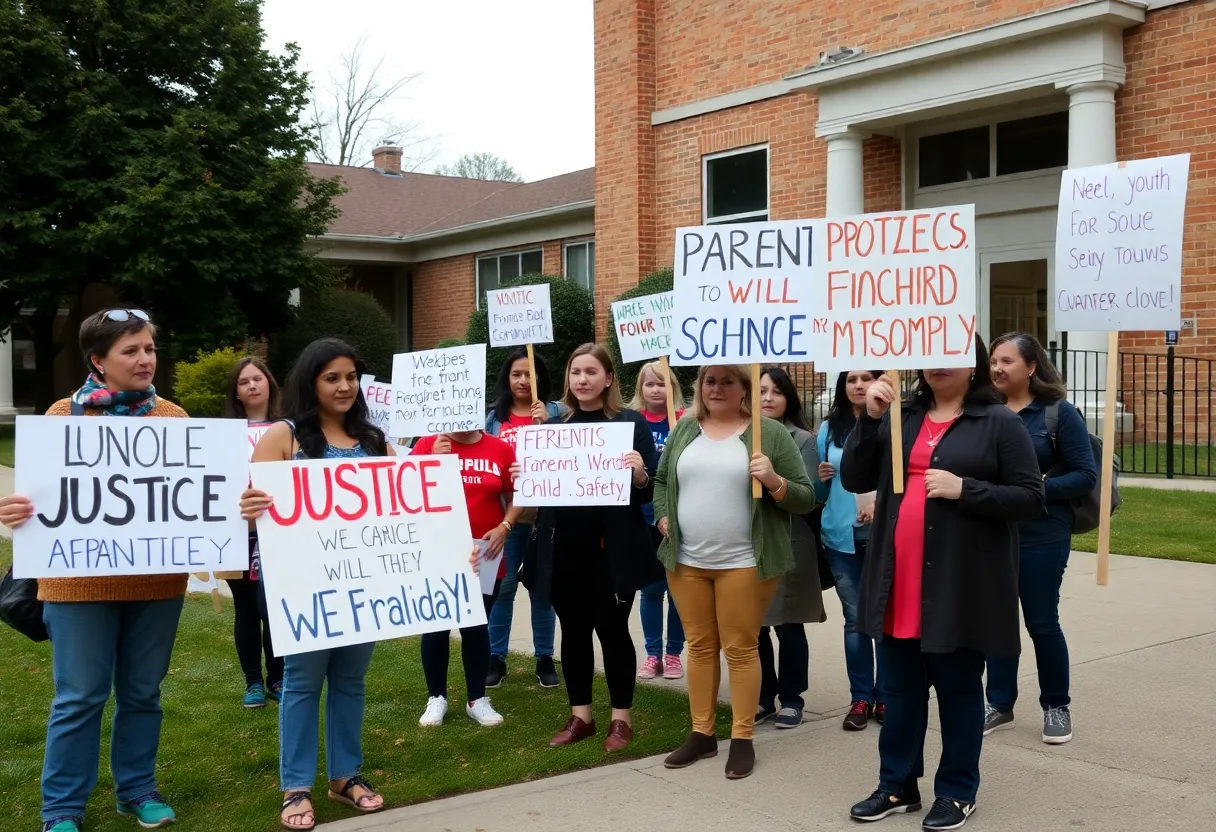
[1165,346,1175,479]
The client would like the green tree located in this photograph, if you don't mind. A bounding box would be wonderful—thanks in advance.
[0,0,342,408]
[174,346,249,417]
[436,152,523,183]
[605,267,696,399]
[272,288,398,380]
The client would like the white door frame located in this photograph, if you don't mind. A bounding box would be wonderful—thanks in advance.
[978,246,1056,347]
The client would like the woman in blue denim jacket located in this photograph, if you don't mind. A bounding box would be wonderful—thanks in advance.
[984,332,1096,746]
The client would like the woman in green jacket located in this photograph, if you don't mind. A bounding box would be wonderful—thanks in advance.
[654,364,815,780]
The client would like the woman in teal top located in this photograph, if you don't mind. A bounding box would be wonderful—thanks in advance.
[815,370,883,731]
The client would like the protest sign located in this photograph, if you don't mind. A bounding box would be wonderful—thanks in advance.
[252,454,482,656]
[612,292,676,364]
[390,344,486,439]
[474,538,498,597]
[486,284,554,348]
[1054,154,1190,331]
[513,423,634,507]
[360,374,396,443]
[247,424,272,461]
[12,416,249,579]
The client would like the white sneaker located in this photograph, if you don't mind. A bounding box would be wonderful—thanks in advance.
[419,695,448,727]
[466,696,504,726]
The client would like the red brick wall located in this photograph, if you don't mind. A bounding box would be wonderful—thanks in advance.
[864,135,903,214]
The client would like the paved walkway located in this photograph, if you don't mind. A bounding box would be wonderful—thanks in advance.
[1120,475,1216,492]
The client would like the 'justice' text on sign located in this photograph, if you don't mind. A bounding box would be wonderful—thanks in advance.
[513,423,634,506]
[390,344,486,439]
[486,284,554,348]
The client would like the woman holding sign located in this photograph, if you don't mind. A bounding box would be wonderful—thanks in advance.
[653,365,815,780]
[0,309,187,832]
[841,340,1043,830]
[223,355,285,709]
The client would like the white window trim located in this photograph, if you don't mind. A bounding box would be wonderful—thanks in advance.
[702,143,770,225]
[475,247,544,309]
[562,239,595,287]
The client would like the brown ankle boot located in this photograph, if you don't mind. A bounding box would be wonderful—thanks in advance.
[663,731,718,769]
[725,738,755,779]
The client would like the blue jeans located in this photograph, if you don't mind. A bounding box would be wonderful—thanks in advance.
[279,642,376,790]
[640,575,684,658]
[758,623,809,711]
[878,637,985,804]
[826,543,879,704]
[488,524,555,660]
[41,597,184,823]
[986,539,1072,712]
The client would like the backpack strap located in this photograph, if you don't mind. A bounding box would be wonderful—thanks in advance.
[1044,402,1060,449]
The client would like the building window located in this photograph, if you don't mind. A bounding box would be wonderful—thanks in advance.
[476,248,543,306]
[996,111,1069,176]
[704,145,769,224]
[918,126,990,188]
[564,240,595,294]
[918,111,1069,189]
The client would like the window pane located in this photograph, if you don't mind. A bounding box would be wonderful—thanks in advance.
[996,112,1069,176]
[585,242,595,293]
[708,214,770,225]
[500,254,521,280]
[706,149,768,220]
[918,126,989,187]
[521,249,543,275]
[477,257,499,301]
[566,245,586,281]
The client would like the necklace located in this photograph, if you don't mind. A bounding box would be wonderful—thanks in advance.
[925,420,953,448]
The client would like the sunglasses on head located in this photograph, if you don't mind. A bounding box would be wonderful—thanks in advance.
[105,309,151,323]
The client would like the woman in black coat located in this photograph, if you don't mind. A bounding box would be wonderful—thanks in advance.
[841,337,1043,831]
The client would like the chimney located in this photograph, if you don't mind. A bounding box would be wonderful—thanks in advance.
[372,146,403,174]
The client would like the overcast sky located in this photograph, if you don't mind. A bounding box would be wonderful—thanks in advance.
[260,0,594,182]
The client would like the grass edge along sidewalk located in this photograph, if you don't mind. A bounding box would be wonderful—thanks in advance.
[1071,485,1215,565]
[0,540,722,832]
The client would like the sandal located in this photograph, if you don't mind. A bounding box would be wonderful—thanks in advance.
[327,774,384,813]
[280,790,315,830]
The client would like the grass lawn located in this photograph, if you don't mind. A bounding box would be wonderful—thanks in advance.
[0,423,12,468]
[1072,485,1216,564]
[1117,441,1214,477]
[0,539,719,832]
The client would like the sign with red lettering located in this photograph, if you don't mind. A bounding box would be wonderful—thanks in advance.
[486,283,554,347]
[1054,154,1190,331]
[13,416,250,578]
[513,423,634,506]
[247,425,271,461]
[811,206,977,371]
[251,455,482,656]
[612,291,675,364]
[359,375,396,444]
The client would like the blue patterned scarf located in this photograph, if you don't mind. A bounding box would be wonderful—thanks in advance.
[70,373,158,417]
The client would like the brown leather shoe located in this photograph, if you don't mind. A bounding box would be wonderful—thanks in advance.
[725,738,755,779]
[664,731,718,769]
[548,715,596,748]
[603,719,632,752]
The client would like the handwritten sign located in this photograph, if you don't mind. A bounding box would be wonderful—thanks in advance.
[390,344,486,439]
[247,424,271,461]
[251,455,482,656]
[810,206,977,370]
[486,283,554,347]
[513,423,633,506]
[1055,154,1190,331]
[360,374,396,443]
[12,416,249,579]
[612,291,676,364]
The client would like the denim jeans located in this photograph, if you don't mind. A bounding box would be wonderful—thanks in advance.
[279,642,377,790]
[825,543,879,703]
[877,637,985,804]
[487,524,555,659]
[986,539,1072,712]
[639,574,685,658]
[41,597,184,823]
[758,623,809,711]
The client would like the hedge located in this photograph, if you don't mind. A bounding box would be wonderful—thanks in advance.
[271,288,398,380]
[174,346,250,417]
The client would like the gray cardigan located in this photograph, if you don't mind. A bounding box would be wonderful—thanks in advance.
[763,422,827,627]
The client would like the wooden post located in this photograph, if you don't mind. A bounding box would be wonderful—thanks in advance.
[660,356,678,425]
[525,344,539,405]
[751,364,763,498]
[887,371,905,495]
[1096,330,1119,586]
[193,573,224,614]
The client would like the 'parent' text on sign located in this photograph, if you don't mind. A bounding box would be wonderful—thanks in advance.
[612,291,676,364]
[13,416,249,578]
[486,284,554,348]
[513,423,634,506]
[252,455,481,656]
[390,345,486,439]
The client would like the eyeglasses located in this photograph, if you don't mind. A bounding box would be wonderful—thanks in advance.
[105,309,151,323]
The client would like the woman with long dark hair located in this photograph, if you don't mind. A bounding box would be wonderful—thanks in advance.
[984,332,1095,745]
[754,366,824,729]
[842,339,1043,830]
[484,347,564,689]
[816,370,885,730]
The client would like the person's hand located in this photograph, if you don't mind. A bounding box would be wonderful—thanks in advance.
[509,460,521,484]
[749,452,780,491]
[623,450,647,486]
[866,377,898,419]
[817,461,835,483]
[657,516,669,538]
[240,488,273,521]
[530,400,548,424]
[432,435,452,455]
[924,469,963,500]
[0,495,34,530]
[469,544,481,574]
[482,524,508,559]
[856,504,874,524]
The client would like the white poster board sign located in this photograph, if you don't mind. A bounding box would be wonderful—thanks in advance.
[359,374,396,443]
[252,455,482,655]
[486,283,554,347]
[13,416,250,578]
[513,423,634,506]
[247,424,272,461]
[1054,154,1190,331]
[611,291,676,364]
[390,344,486,439]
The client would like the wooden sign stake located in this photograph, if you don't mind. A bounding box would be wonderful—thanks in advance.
[660,356,678,426]
[193,572,224,614]
[526,344,539,406]
[1096,330,1119,586]
[887,371,905,495]
[751,364,763,498]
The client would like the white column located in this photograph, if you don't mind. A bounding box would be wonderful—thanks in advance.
[0,331,16,417]
[823,129,869,218]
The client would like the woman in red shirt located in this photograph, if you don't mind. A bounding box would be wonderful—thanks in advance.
[411,428,523,728]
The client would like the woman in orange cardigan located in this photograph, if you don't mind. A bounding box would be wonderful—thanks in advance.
[0,309,188,832]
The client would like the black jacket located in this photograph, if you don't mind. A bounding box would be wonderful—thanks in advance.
[841,401,1044,655]
[521,408,662,606]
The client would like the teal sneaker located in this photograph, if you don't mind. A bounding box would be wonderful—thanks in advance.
[243,682,267,709]
[266,680,283,703]
[116,791,176,828]
[43,818,81,832]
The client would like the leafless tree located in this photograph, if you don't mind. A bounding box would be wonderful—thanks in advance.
[309,38,438,169]
[435,152,524,182]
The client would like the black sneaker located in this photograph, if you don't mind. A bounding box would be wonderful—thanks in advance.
[850,786,922,822]
[983,704,1014,736]
[536,656,560,688]
[486,657,507,688]
[755,703,777,724]
[922,798,975,830]
[774,707,803,729]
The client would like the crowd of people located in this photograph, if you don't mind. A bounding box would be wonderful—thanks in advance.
[0,307,1097,832]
